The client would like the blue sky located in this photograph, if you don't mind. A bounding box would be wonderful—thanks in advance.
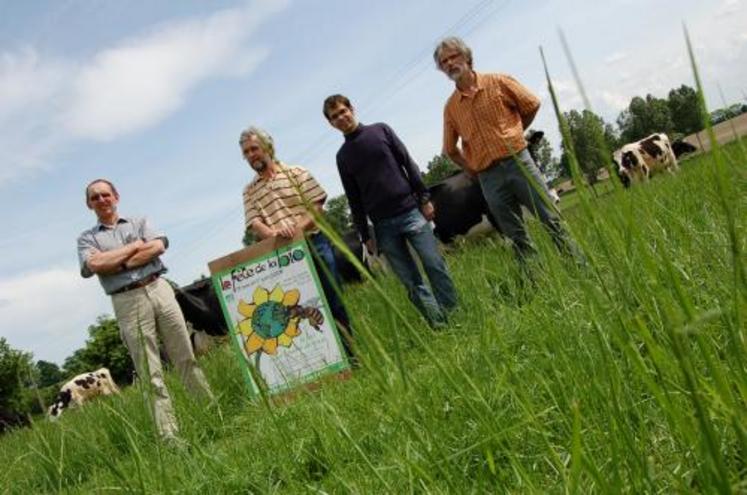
[1,0,745,365]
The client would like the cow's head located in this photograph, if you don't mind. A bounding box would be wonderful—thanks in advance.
[48,389,72,420]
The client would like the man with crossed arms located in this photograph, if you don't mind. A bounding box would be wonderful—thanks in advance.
[77,179,214,443]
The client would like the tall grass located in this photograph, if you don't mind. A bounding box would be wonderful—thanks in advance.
[1,42,746,494]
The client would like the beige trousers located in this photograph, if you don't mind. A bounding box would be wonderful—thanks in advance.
[112,277,213,438]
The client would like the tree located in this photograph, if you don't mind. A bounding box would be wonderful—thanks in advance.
[36,360,64,388]
[617,94,675,143]
[562,109,618,186]
[324,194,353,235]
[0,338,35,417]
[422,154,460,186]
[63,316,133,386]
[667,85,704,137]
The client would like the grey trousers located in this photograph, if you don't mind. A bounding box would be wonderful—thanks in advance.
[477,148,568,258]
[112,277,213,438]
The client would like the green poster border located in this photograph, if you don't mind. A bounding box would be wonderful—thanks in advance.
[211,238,350,398]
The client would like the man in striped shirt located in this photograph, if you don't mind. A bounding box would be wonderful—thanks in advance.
[240,126,353,358]
[435,36,571,260]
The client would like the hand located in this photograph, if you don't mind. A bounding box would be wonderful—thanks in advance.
[275,221,297,239]
[420,201,435,221]
[364,238,377,255]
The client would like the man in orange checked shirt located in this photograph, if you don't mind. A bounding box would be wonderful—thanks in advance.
[435,36,573,261]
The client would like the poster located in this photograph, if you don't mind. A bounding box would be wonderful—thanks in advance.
[209,235,349,396]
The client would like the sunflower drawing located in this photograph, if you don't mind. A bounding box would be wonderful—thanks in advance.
[236,285,307,356]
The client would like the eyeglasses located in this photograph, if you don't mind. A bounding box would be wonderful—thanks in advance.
[89,192,113,202]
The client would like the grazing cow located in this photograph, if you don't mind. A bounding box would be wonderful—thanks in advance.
[48,368,120,420]
[613,133,679,187]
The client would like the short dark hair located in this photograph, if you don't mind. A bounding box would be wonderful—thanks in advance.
[85,179,118,203]
[323,94,352,120]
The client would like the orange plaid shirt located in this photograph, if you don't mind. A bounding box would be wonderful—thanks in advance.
[443,72,540,173]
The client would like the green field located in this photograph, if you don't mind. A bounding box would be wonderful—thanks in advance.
[1,142,745,493]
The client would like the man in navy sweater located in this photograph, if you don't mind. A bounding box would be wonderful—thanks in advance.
[323,94,457,326]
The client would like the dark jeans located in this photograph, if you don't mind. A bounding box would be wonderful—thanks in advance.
[309,232,354,358]
[478,149,570,259]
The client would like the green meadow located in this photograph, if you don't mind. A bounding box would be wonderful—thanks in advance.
[1,138,745,493]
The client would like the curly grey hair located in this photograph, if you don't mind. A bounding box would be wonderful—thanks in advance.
[239,126,275,161]
[433,36,473,70]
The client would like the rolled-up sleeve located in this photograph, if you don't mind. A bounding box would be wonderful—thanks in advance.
[77,232,96,278]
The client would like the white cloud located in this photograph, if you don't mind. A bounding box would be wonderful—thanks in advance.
[0,48,66,121]
[599,90,629,112]
[604,51,628,65]
[64,3,282,140]
[716,0,742,17]
[0,0,288,184]
[0,267,111,364]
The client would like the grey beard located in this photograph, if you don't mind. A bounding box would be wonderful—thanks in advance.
[251,159,268,173]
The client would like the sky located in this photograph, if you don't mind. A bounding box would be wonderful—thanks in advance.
[1,0,745,365]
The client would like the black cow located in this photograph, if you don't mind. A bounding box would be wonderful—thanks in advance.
[428,171,501,243]
[0,409,29,434]
[672,140,697,158]
[174,278,228,337]
[333,230,367,284]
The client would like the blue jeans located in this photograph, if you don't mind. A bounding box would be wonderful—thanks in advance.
[309,233,353,357]
[374,208,458,325]
[478,149,568,258]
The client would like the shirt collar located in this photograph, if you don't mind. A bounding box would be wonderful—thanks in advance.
[95,217,129,231]
[254,162,288,184]
[456,71,484,100]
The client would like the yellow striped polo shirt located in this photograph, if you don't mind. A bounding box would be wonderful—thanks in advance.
[242,163,327,232]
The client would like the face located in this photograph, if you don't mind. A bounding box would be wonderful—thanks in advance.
[326,103,358,134]
[241,134,271,172]
[86,181,119,218]
[438,47,470,81]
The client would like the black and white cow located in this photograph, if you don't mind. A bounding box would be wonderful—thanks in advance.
[613,133,679,187]
[48,368,120,420]
[428,171,501,243]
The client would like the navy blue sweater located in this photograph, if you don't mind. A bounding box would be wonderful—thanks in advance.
[336,123,430,242]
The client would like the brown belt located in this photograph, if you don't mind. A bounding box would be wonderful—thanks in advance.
[112,273,160,295]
